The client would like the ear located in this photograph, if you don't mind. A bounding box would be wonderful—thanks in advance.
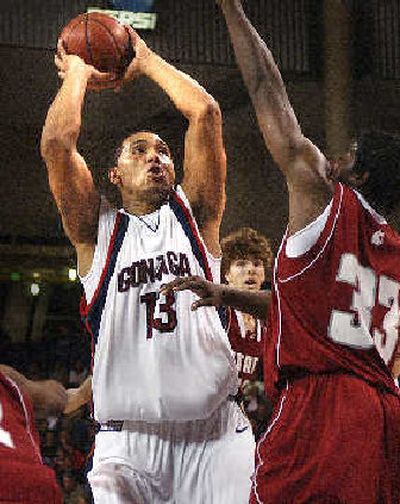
[109,167,122,187]
[348,170,369,188]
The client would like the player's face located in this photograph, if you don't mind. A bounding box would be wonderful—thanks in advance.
[225,257,265,291]
[115,132,175,195]
[329,141,358,184]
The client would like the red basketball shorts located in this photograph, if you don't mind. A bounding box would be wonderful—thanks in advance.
[250,373,400,504]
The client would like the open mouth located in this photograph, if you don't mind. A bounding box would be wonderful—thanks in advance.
[148,166,166,181]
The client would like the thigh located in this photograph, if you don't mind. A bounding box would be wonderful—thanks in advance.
[177,402,255,504]
[89,428,173,504]
[251,375,399,504]
[89,461,152,504]
[211,422,255,504]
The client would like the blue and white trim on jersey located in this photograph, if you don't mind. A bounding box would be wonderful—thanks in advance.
[169,190,229,329]
[81,212,130,347]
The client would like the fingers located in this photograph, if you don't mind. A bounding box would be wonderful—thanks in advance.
[57,38,66,57]
[191,298,214,311]
[124,24,139,48]
[90,68,118,82]
[160,276,203,294]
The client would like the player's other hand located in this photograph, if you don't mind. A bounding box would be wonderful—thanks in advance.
[55,38,120,91]
[64,387,84,415]
[161,276,224,311]
[29,379,68,416]
[117,27,151,88]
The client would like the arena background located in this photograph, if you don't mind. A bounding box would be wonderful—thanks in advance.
[0,0,399,501]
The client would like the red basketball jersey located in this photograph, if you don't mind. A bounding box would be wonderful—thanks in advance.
[264,182,400,400]
[227,308,264,385]
[0,371,62,502]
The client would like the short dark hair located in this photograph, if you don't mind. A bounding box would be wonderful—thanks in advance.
[221,227,273,281]
[353,130,400,215]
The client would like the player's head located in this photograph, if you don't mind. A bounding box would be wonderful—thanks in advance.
[332,131,400,217]
[221,227,273,291]
[109,131,175,206]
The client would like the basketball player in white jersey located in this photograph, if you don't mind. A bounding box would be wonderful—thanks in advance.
[41,29,254,504]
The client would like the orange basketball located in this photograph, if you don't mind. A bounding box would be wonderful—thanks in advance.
[60,13,135,80]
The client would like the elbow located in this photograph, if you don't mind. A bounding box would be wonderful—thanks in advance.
[40,126,79,161]
[195,98,223,127]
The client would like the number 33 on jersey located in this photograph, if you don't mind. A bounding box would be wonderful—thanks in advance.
[265,183,400,401]
[329,252,400,364]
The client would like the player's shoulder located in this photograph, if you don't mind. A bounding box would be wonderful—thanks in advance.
[352,188,387,225]
[100,194,117,218]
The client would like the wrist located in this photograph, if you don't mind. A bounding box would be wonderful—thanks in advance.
[66,57,91,80]
[220,0,242,14]
[137,49,160,78]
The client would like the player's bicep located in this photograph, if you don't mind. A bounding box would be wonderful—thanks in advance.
[45,149,100,246]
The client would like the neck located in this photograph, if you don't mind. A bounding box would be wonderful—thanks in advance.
[121,189,169,216]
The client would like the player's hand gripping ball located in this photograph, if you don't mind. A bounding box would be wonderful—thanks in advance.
[60,12,136,88]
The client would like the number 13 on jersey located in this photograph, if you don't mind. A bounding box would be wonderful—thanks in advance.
[140,291,177,340]
[329,253,400,364]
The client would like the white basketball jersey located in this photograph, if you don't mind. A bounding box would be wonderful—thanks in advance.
[80,186,238,422]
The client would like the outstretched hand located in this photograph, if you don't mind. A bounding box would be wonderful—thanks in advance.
[161,276,224,311]
[55,39,121,91]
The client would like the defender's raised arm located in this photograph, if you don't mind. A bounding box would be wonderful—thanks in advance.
[218,0,331,232]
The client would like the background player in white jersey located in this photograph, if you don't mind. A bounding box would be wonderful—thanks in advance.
[41,29,254,504]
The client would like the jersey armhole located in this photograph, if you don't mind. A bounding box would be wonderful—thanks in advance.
[173,185,222,281]
[286,199,333,258]
[79,196,117,304]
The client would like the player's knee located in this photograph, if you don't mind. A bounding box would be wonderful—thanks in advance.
[89,462,142,500]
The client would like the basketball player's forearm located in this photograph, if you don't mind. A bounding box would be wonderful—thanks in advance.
[42,62,89,153]
[64,376,92,414]
[220,2,278,93]
[221,287,270,320]
[140,51,217,120]
[0,365,31,393]
[0,365,44,409]
[220,1,302,165]
[0,365,67,415]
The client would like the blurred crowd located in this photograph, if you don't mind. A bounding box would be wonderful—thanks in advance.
[1,324,93,503]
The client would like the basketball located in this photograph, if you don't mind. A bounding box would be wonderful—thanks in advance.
[60,13,135,80]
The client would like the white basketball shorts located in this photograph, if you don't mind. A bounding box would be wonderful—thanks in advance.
[88,398,255,504]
